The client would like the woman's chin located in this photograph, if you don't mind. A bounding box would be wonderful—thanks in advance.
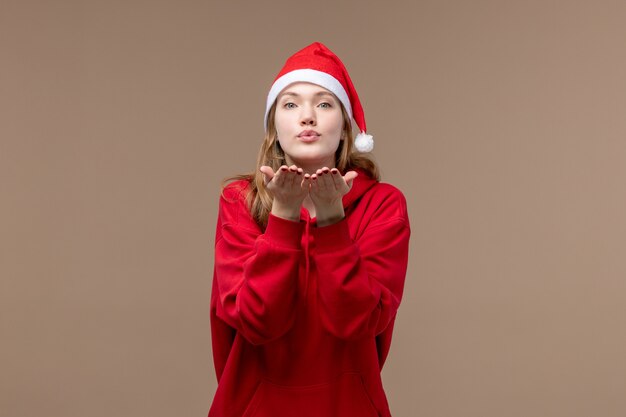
[287,153,335,169]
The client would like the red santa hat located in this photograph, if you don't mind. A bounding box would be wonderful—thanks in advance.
[264,42,374,153]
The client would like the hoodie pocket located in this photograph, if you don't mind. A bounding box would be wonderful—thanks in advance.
[241,372,379,417]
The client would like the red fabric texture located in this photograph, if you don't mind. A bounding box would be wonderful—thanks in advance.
[208,171,410,417]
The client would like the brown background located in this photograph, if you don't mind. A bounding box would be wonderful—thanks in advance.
[2,1,625,416]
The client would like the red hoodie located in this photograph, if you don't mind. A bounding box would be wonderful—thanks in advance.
[208,170,410,417]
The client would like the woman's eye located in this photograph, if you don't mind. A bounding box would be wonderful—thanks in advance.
[319,102,332,108]
[284,102,296,109]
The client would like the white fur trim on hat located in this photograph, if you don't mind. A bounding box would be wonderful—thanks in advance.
[355,132,374,152]
[264,69,352,131]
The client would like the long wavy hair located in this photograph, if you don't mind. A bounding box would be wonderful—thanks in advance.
[222,99,380,229]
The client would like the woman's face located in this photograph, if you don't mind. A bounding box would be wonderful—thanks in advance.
[274,82,344,170]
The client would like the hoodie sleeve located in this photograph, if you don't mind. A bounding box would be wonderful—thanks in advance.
[211,183,304,347]
[311,186,410,341]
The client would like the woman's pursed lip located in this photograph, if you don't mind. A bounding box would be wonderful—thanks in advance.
[298,134,320,142]
[298,130,320,137]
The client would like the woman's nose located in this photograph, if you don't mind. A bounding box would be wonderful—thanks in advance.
[300,106,316,125]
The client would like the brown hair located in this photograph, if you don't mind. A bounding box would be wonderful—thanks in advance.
[222,100,380,229]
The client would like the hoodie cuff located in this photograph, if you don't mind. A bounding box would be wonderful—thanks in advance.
[264,213,305,249]
[311,218,353,252]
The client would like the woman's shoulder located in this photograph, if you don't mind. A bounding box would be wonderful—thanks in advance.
[358,179,409,226]
[218,178,251,216]
[217,177,260,231]
[220,177,252,202]
[371,181,406,198]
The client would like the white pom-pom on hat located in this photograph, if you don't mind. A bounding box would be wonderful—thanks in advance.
[355,132,374,152]
[264,42,374,153]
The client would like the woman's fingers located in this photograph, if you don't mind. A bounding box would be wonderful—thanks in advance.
[265,165,309,205]
[330,168,343,190]
[308,167,358,203]
[309,169,323,192]
[319,167,334,191]
[287,165,299,187]
[259,166,276,185]
[309,167,333,197]
[274,165,289,186]
[331,168,358,192]
[343,170,358,188]
[264,165,354,204]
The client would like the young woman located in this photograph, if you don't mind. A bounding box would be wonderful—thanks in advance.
[209,42,410,417]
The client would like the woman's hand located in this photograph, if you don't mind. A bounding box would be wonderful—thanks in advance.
[307,167,358,227]
[260,165,308,222]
